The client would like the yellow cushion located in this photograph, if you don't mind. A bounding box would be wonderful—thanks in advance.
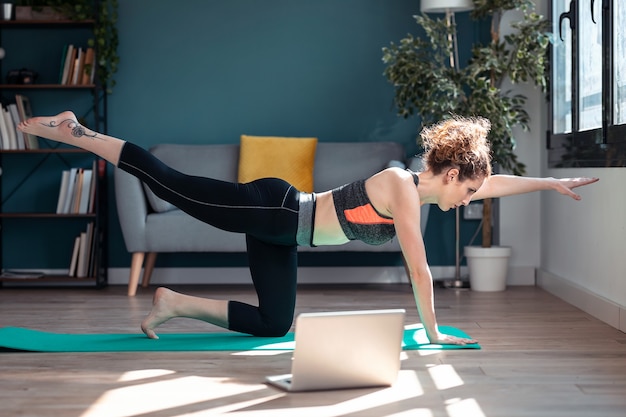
[238,135,318,192]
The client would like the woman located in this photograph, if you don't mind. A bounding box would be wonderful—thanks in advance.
[19,112,598,345]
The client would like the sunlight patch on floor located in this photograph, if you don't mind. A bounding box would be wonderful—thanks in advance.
[387,410,434,417]
[76,363,484,417]
[445,398,486,417]
[416,349,443,356]
[116,369,175,382]
[80,375,267,417]
[427,364,464,391]
[230,370,426,417]
[231,349,291,356]
[182,393,286,416]
[333,370,424,409]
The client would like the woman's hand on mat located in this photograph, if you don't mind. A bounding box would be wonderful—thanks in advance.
[430,332,476,345]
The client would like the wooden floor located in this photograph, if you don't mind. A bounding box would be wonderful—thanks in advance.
[1,283,625,417]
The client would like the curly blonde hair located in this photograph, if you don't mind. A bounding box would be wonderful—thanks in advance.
[420,116,492,181]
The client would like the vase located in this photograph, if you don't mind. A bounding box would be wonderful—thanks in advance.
[464,245,512,292]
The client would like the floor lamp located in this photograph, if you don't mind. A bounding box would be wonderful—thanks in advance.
[420,0,474,289]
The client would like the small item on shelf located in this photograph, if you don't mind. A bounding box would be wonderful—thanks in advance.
[0,270,44,279]
[6,68,38,85]
[30,6,67,21]
[1,3,13,21]
[15,6,32,20]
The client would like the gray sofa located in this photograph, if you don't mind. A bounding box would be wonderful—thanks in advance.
[115,141,427,296]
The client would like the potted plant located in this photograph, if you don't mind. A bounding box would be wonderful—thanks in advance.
[382,0,550,290]
[15,0,119,93]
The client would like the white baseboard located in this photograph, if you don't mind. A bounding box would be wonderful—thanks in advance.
[537,269,625,333]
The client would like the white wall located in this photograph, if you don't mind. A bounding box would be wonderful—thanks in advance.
[497,6,545,285]
[503,1,626,332]
[540,168,626,331]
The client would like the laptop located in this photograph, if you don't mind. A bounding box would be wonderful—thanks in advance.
[265,309,405,392]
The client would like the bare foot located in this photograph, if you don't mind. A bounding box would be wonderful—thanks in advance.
[141,287,179,339]
[18,111,98,145]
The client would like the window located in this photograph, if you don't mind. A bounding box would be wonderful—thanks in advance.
[549,0,626,167]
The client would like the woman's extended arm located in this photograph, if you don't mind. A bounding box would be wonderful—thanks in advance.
[472,175,599,201]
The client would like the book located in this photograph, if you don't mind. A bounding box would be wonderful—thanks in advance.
[61,44,76,85]
[87,160,98,213]
[0,106,8,150]
[58,44,68,84]
[76,231,88,278]
[81,47,96,85]
[88,227,99,277]
[15,94,38,149]
[70,168,84,214]
[7,104,24,150]
[60,44,72,84]
[76,222,94,278]
[68,236,81,277]
[71,47,84,85]
[78,169,92,214]
[2,107,17,150]
[56,170,71,214]
[61,168,78,214]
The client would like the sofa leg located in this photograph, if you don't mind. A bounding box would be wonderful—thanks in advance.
[142,252,158,288]
[128,252,145,296]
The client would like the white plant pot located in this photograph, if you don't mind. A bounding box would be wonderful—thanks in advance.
[464,246,512,292]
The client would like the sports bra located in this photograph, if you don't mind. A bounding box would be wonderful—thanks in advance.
[331,169,419,245]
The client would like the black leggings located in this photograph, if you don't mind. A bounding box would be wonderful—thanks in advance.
[118,143,300,336]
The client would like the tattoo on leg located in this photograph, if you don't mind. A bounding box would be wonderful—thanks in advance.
[40,118,98,139]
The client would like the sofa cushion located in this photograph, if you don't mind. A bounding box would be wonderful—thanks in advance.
[146,210,247,252]
[238,135,318,192]
[312,142,406,191]
[143,144,241,213]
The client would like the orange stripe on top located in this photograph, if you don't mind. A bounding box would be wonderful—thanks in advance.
[344,204,394,225]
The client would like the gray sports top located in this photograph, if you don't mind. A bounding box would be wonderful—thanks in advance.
[331,169,419,245]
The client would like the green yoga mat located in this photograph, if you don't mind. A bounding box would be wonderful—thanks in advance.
[0,324,480,352]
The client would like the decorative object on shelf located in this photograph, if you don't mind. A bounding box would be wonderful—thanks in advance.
[6,68,38,84]
[382,0,550,291]
[15,5,33,20]
[14,2,67,20]
[32,6,65,20]
[1,2,14,20]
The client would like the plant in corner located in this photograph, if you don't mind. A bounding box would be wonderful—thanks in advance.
[382,0,550,245]
[382,0,550,290]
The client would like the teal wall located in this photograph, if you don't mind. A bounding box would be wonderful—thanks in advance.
[2,0,486,270]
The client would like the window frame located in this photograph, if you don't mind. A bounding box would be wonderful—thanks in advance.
[548,0,626,168]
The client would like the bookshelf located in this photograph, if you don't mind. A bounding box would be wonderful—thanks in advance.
[0,18,108,287]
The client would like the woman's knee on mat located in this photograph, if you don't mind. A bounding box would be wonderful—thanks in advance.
[258,314,293,337]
